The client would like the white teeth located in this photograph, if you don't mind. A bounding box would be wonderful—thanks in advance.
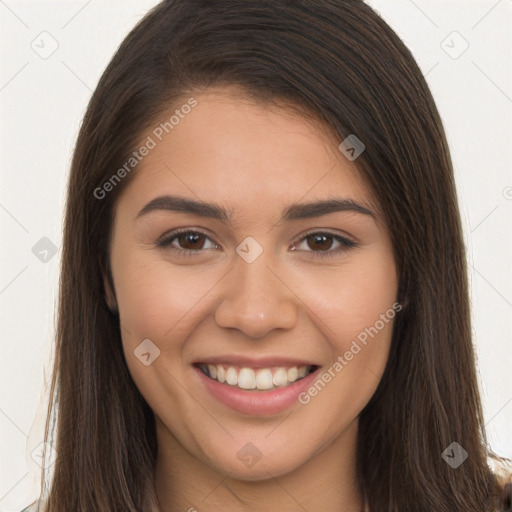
[255,368,274,390]
[207,364,217,379]
[238,368,256,389]
[202,364,312,390]
[272,368,288,387]
[287,367,298,381]
[226,367,238,386]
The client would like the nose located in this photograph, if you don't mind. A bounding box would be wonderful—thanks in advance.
[214,252,299,339]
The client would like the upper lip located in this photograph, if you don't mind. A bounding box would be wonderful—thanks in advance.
[193,355,319,368]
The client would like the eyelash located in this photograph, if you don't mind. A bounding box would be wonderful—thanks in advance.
[156,228,359,259]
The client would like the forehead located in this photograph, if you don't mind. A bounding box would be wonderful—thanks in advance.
[116,88,377,220]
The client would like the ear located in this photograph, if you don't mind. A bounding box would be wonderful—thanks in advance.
[396,277,411,313]
[399,294,409,312]
[102,262,118,315]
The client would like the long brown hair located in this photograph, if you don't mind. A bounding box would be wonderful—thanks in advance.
[39,0,509,510]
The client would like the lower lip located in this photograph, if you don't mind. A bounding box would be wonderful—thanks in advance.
[194,366,320,416]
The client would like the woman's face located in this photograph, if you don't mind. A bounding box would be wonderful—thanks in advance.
[107,87,399,480]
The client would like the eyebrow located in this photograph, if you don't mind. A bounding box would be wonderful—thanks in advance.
[136,195,376,222]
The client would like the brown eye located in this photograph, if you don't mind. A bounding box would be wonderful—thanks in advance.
[291,231,358,258]
[157,230,219,252]
[176,232,207,250]
[306,234,334,251]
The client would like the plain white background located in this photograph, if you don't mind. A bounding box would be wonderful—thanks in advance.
[1,0,511,509]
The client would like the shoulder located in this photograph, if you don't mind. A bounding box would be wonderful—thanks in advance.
[489,456,512,512]
[490,455,512,483]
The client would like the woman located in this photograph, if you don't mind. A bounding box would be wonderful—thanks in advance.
[26,0,511,510]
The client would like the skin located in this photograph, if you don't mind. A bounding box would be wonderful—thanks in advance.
[106,86,398,511]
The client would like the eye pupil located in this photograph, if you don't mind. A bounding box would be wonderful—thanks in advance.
[307,234,333,251]
[179,233,205,250]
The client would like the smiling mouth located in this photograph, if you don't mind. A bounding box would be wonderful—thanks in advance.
[195,363,319,391]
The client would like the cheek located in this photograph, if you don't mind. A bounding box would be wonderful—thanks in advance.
[110,250,230,412]
[111,252,225,434]
[297,248,398,347]
[291,249,397,422]
[112,250,223,344]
